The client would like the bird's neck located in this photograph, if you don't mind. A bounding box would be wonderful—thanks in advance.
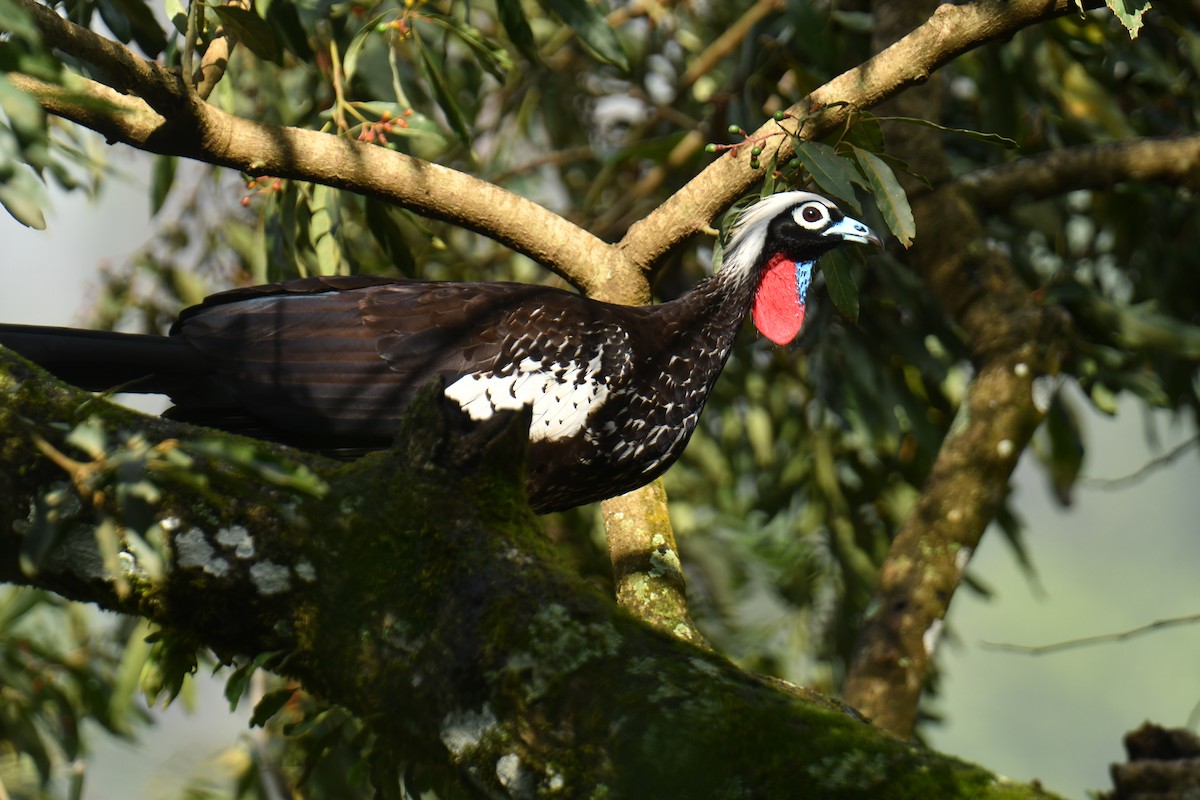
[654,266,763,383]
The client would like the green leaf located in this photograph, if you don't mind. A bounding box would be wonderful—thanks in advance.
[150,155,175,215]
[0,0,40,45]
[265,0,312,61]
[760,154,778,196]
[843,113,884,153]
[414,31,472,145]
[250,687,296,728]
[421,11,514,83]
[211,4,280,63]
[1105,0,1150,38]
[496,0,539,63]
[110,620,155,731]
[538,0,629,70]
[223,651,281,710]
[1089,382,1119,415]
[793,140,859,210]
[745,406,774,467]
[165,0,187,35]
[94,0,167,55]
[822,248,860,323]
[0,167,46,229]
[1041,390,1085,506]
[364,197,416,274]
[343,12,390,86]
[309,184,347,276]
[0,587,45,630]
[851,145,915,247]
[0,74,48,147]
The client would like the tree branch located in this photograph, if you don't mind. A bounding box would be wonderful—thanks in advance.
[842,88,1200,742]
[840,2,1073,736]
[617,0,1098,270]
[6,0,1116,690]
[0,350,1063,798]
[959,134,1200,209]
[12,0,636,302]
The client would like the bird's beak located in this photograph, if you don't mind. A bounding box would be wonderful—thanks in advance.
[823,216,883,248]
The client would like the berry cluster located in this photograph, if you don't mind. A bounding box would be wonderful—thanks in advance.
[357,109,412,148]
[705,111,798,170]
[240,177,285,207]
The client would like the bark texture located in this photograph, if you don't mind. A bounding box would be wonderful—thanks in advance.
[841,2,1070,736]
[0,350,1066,799]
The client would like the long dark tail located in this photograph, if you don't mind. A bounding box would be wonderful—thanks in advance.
[0,323,210,394]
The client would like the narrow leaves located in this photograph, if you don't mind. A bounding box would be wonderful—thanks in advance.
[496,0,539,63]
[794,140,860,212]
[343,12,390,86]
[414,32,472,145]
[0,166,47,229]
[211,5,280,63]
[538,0,628,70]
[852,145,915,247]
[421,11,514,83]
[822,248,860,323]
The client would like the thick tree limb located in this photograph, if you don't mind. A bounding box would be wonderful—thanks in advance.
[11,0,633,302]
[601,480,706,647]
[6,0,1125,691]
[841,2,1071,736]
[9,0,1098,646]
[0,350,1063,799]
[958,134,1200,209]
[14,0,1096,284]
[842,64,1200,743]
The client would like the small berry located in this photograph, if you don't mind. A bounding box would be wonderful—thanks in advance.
[240,196,251,207]
[750,159,760,169]
[727,124,742,135]
[750,145,763,157]
[704,143,718,153]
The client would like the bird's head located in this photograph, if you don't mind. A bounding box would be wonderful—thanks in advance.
[721,191,882,346]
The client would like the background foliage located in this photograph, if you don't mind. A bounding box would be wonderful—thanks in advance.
[1,0,1196,797]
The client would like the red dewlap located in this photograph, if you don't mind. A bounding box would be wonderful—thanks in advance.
[752,254,807,346]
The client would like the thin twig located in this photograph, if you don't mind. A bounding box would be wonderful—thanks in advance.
[1083,434,1200,491]
[982,612,1200,655]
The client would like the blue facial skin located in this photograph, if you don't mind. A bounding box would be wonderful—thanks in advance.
[796,260,814,307]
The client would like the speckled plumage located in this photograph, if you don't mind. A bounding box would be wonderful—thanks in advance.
[0,192,879,512]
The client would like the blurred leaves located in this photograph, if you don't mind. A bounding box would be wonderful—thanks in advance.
[539,0,628,70]
[1103,0,1152,38]
[851,145,916,247]
[0,588,151,791]
[209,5,280,63]
[1,0,1196,795]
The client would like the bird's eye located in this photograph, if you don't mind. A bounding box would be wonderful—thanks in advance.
[793,202,830,230]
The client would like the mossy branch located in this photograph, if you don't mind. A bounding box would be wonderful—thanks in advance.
[0,348,1065,798]
[841,2,1071,736]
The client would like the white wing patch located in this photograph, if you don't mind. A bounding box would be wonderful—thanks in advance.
[444,354,611,442]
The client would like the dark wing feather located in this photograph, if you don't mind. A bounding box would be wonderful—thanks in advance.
[169,277,589,448]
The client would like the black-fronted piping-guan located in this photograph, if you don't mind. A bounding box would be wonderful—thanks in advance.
[0,191,881,512]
